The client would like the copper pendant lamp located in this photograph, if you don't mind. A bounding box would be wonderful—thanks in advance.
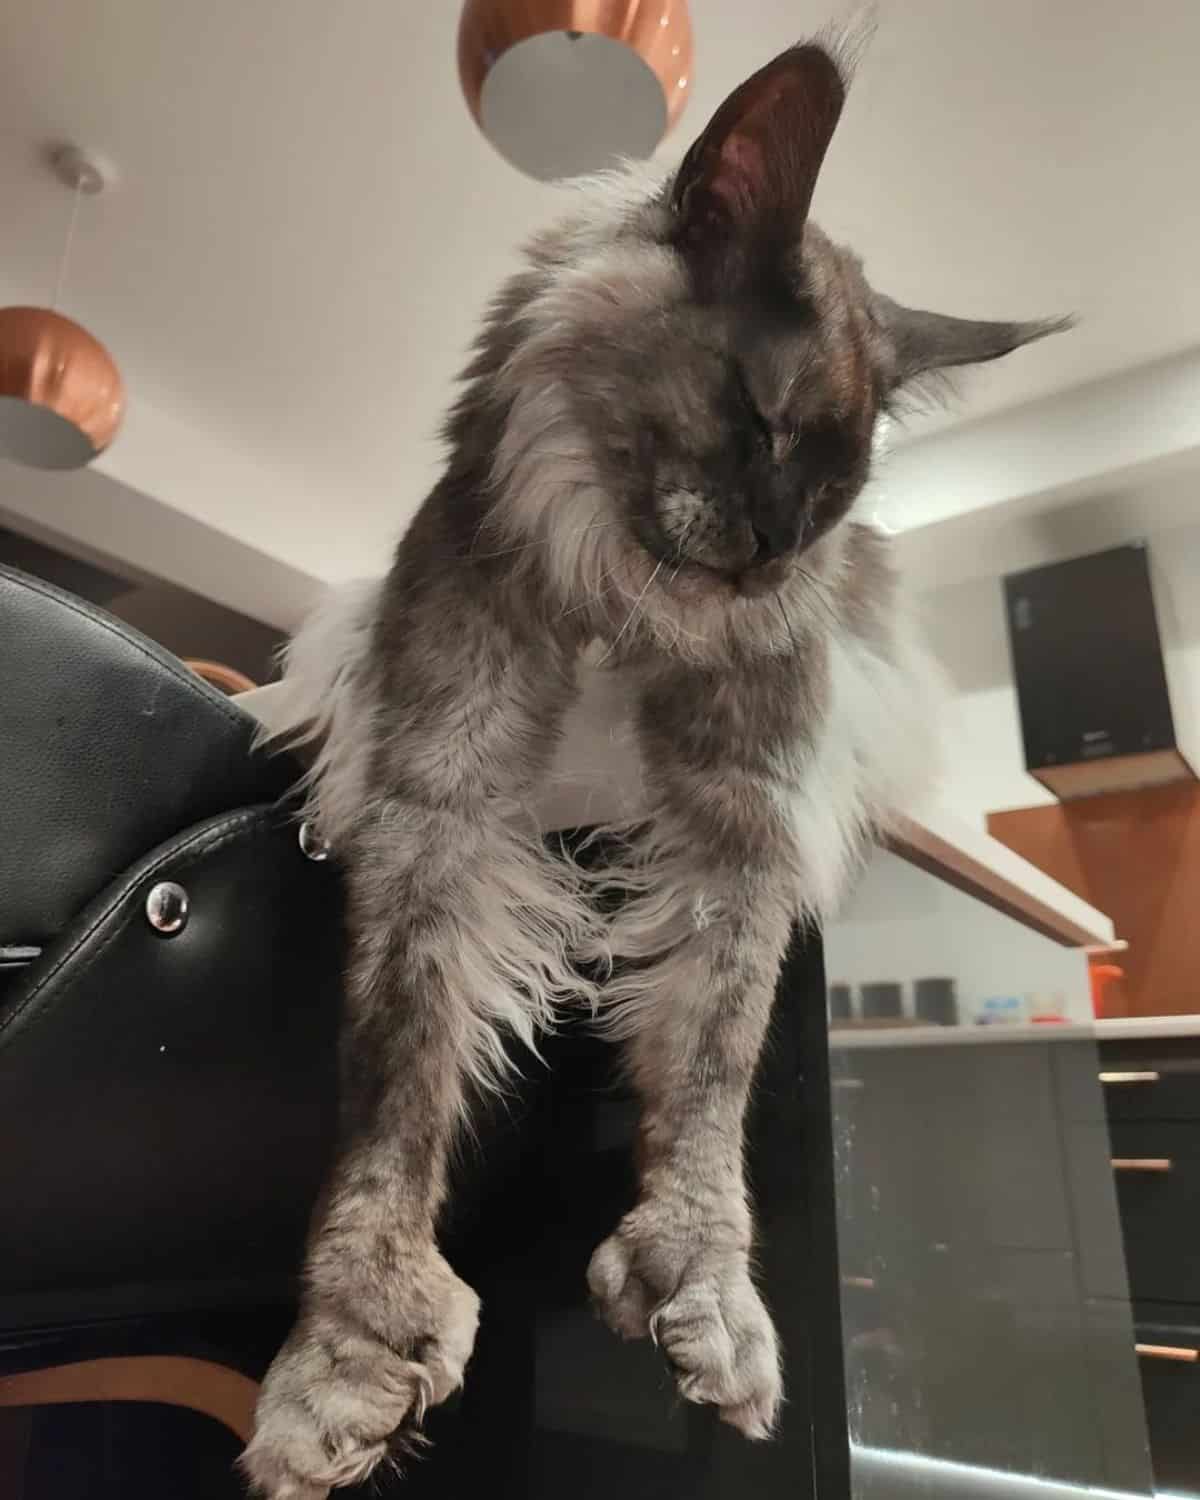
[459,1,694,181]
[0,147,124,471]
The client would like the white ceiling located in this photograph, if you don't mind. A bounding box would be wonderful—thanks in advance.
[2,0,1199,602]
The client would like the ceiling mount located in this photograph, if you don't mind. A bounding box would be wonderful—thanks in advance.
[49,145,112,197]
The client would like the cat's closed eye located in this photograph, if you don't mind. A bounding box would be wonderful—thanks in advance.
[729,363,774,451]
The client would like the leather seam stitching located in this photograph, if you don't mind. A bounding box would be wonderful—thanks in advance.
[0,807,273,1041]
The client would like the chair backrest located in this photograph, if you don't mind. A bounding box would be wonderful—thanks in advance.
[0,563,295,949]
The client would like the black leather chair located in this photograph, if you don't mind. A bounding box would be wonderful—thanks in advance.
[0,562,342,1455]
[0,562,850,1498]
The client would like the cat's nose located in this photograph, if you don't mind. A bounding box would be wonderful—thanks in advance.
[748,512,801,563]
[750,524,779,562]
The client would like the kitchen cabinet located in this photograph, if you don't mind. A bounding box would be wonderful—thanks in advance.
[825,851,1152,1497]
[1099,1030,1200,1495]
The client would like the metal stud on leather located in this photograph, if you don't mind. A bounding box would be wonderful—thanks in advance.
[145,881,189,935]
[298,822,331,862]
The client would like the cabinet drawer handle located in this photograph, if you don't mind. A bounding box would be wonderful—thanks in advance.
[1112,1158,1173,1172]
[841,1275,876,1291]
[1137,1343,1199,1363]
[1099,1071,1160,1085]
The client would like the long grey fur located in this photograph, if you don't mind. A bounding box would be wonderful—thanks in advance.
[242,39,1067,1499]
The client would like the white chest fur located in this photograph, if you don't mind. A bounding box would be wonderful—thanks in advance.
[534,659,648,833]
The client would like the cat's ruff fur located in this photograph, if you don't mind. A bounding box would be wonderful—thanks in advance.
[266,544,940,1031]
[243,40,1064,1500]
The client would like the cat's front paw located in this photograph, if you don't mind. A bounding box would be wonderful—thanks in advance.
[587,1209,781,1439]
[241,1250,480,1499]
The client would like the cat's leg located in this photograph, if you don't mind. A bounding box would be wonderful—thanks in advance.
[588,866,792,1438]
[588,661,817,1438]
[241,815,480,1498]
[243,801,591,1498]
[244,606,587,1496]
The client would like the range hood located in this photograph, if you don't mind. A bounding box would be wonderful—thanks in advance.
[1003,542,1197,800]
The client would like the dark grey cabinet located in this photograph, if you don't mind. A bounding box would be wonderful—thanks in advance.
[1132,1309,1200,1495]
[832,1036,1151,1494]
[1100,1036,1200,1496]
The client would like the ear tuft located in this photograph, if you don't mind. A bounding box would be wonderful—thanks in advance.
[876,298,1076,383]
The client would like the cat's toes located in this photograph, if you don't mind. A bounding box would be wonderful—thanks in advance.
[588,1227,781,1438]
[587,1232,654,1339]
[241,1266,480,1498]
[240,1348,403,1500]
[653,1268,781,1438]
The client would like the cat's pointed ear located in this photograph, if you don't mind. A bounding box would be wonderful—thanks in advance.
[669,42,847,291]
[876,295,1075,383]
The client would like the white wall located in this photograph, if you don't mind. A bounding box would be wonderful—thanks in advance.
[917,489,1200,828]
[826,850,1092,1026]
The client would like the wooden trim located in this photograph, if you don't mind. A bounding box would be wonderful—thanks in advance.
[887,813,1111,949]
[0,1356,258,1442]
[1033,748,1196,801]
[184,658,258,695]
[988,785,1200,1017]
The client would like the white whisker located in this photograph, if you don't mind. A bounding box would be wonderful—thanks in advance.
[556,562,624,619]
[596,557,665,665]
[667,517,699,584]
[471,520,619,561]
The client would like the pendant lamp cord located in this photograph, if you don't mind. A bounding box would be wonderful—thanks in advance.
[51,177,84,312]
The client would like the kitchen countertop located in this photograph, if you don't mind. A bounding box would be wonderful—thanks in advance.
[830,1015,1200,1049]
[1094,1014,1200,1041]
[830,1022,1096,1050]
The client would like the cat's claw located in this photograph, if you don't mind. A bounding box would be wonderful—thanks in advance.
[241,1256,479,1499]
[588,1212,781,1439]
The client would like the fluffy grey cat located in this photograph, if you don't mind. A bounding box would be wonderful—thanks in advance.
[243,38,1065,1499]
